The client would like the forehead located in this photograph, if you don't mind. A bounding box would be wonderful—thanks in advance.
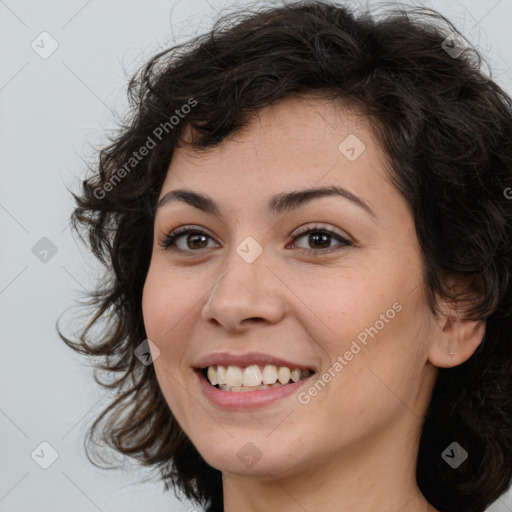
[183,96,371,151]
[157,99,414,246]
[166,97,385,184]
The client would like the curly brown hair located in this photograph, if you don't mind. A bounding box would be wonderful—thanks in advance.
[57,1,512,511]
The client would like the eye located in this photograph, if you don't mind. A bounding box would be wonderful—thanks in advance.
[159,225,219,253]
[288,224,352,255]
[159,224,352,255]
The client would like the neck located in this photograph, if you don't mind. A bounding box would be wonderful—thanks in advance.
[222,413,438,512]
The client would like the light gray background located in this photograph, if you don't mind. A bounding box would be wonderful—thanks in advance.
[1,0,511,510]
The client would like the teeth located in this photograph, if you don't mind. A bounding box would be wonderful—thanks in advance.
[242,365,262,387]
[207,366,217,386]
[277,367,290,385]
[217,365,226,385]
[262,365,277,385]
[225,366,242,387]
[205,364,312,390]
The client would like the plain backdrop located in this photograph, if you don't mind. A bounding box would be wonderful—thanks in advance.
[1,0,511,510]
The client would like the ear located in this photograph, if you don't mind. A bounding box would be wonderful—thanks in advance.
[428,315,486,368]
[427,278,486,368]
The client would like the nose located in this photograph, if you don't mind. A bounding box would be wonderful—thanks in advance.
[201,245,287,332]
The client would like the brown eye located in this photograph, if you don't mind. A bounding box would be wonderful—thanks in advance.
[159,224,352,256]
[306,232,331,249]
[185,233,209,250]
[160,227,219,253]
[290,226,352,255]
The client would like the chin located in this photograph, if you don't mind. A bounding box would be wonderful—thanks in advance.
[191,435,306,478]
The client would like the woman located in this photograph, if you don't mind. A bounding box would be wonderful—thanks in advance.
[59,1,512,511]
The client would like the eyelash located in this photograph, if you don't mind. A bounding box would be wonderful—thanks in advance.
[158,224,352,256]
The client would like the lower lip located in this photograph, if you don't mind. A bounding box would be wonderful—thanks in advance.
[196,370,315,410]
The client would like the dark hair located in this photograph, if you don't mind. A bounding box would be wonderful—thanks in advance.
[58,1,512,511]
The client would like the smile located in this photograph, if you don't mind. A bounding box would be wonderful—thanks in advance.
[204,364,314,392]
[193,351,317,408]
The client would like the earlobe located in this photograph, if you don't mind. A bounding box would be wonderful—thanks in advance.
[428,314,486,369]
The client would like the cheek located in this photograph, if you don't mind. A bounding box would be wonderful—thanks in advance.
[296,261,423,382]
[293,272,391,346]
[142,264,184,348]
[141,266,165,338]
[141,269,189,411]
[142,263,202,375]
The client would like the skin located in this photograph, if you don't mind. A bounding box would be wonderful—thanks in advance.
[142,96,485,512]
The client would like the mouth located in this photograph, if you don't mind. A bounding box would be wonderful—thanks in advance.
[198,364,315,392]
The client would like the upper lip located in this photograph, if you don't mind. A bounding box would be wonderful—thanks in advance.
[194,352,317,372]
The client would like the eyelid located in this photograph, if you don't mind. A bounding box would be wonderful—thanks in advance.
[159,222,352,254]
[158,224,219,249]
[291,222,351,240]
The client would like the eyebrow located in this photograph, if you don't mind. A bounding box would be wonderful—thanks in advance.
[155,185,377,220]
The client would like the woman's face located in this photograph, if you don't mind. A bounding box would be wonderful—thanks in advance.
[142,97,442,478]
